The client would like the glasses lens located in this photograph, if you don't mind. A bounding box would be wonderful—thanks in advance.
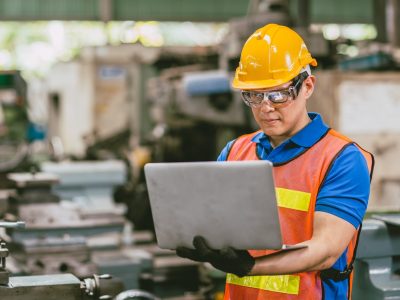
[267,91,291,103]
[241,87,295,108]
[241,91,263,107]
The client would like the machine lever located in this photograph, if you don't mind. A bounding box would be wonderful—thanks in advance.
[0,221,25,229]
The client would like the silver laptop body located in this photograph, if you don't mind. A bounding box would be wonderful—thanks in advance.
[144,160,302,250]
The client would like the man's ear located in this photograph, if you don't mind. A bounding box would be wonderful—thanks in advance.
[303,75,316,99]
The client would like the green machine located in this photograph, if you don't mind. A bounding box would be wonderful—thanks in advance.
[0,71,28,143]
[0,71,30,178]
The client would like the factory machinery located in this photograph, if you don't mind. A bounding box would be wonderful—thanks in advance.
[12,0,400,298]
[0,220,130,300]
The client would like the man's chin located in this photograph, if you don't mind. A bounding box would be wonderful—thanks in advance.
[262,128,284,137]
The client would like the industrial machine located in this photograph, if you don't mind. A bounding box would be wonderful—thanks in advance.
[3,169,150,289]
[353,216,400,299]
[6,171,125,243]
[0,221,125,300]
[41,160,127,215]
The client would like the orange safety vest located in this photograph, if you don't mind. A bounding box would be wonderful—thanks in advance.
[223,129,374,300]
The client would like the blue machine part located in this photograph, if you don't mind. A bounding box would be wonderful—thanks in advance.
[27,122,46,142]
[339,52,393,71]
[183,70,231,96]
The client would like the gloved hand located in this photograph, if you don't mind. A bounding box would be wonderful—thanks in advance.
[176,236,255,277]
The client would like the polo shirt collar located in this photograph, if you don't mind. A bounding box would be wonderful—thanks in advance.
[251,113,329,148]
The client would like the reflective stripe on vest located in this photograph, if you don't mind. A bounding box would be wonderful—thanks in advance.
[276,188,311,212]
[226,273,300,295]
[224,129,374,300]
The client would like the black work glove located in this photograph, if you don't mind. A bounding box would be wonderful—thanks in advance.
[176,236,255,277]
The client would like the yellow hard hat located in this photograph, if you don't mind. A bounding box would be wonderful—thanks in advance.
[232,23,317,90]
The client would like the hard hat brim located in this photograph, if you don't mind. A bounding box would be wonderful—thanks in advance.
[232,59,317,90]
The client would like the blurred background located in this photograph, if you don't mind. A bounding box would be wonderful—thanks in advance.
[0,0,399,299]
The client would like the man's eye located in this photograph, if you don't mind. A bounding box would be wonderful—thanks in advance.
[255,93,264,99]
[251,94,263,102]
[269,93,283,101]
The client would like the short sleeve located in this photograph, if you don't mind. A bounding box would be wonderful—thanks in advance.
[217,140,236,161]
[315,144,371,229]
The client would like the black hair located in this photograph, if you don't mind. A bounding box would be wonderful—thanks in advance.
[292,71,309,96]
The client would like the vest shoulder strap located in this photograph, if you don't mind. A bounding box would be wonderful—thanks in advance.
[227,131,261,161]
[320,131,373,282]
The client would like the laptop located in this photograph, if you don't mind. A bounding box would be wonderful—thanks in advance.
[144,160,307,251]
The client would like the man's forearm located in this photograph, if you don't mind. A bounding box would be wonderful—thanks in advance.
[249,240,336,276]
[247,212,358,276]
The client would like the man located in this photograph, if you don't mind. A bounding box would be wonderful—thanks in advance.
[177,24,373,299]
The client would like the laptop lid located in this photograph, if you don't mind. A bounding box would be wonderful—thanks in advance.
[144,160,283,250]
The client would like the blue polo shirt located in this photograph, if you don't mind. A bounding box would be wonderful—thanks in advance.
[217,112,371,299]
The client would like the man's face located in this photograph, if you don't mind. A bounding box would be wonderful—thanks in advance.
[248,76,315,145]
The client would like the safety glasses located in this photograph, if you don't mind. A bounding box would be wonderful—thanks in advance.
[241,72,309,108]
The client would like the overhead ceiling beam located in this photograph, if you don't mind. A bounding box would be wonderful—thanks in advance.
[0,0,373,24]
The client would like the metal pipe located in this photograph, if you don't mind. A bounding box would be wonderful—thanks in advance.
[0,221,25,229]
[115,290,161,300]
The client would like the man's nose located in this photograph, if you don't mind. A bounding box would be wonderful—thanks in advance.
[260,99,275,112]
